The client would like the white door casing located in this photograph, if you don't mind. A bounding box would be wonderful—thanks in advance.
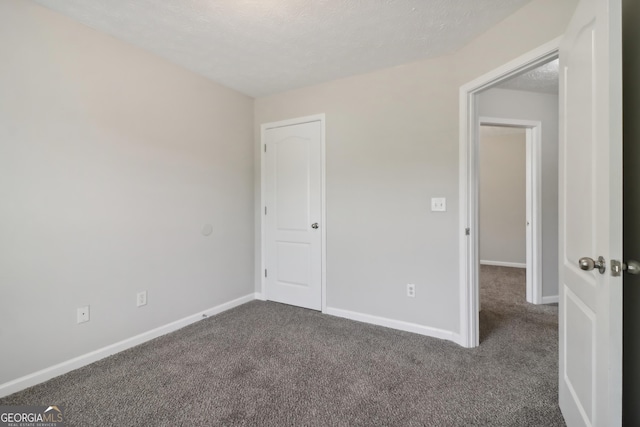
[558,0,622,425]
[525,126,538,304]
[261,115,325,311]
[458,38,560,348]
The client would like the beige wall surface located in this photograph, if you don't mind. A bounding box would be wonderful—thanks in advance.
[255,0,576,334]
[256,56,460,330]
[1,0,578,389]
[453,0,579,84]
[478,88,560,298]
[479,127,527,266]
[0,0,254,385]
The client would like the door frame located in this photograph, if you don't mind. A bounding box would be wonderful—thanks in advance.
[458,38,560,348]
[478,117,542,305]
[259,114,327,312]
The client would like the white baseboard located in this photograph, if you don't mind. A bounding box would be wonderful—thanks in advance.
[324,307,456,343]
[0,293,257,398]
[480,260,526,269]
[254,292,267,301]
[542,295,559,304]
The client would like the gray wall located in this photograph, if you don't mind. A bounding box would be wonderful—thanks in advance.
[622,0,640,423]
[479,127,527,266]
[257,54,460,330]
[477,88,559,299]
[0,0,579,389]
[0,0,255,385]
[255,0,577,334]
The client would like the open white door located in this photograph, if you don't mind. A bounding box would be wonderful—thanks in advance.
[558,0,622,425]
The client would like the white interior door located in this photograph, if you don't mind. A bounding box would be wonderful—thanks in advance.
[559,0,622,425]
[263,119,322,311]
[525,129,534,303]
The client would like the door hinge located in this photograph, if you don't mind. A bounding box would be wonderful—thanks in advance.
[264,144,267,153]
[264,206,267,215]
[465,228,470,236]
[265,269,267,278]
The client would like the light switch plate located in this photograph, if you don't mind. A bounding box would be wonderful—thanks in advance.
[137,291,147,307]
[431,197,446,212]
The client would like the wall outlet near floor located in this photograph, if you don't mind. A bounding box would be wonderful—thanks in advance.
[137,291,147,307]
[407,283,416,298]
[77,305,90,324]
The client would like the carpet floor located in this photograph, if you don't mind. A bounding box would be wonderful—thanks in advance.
[1,266,563,426]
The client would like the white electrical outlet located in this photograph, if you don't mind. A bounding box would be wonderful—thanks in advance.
[407,283,416,298]
[77,306,90,324]
[137,291,147,307]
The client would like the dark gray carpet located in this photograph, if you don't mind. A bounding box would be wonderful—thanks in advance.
[1,266,563,426]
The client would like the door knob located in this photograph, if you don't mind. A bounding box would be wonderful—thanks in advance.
[311,223,319,229]
[578,256,606,274]
[624,260,640,275]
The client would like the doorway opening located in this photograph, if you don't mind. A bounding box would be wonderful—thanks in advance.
[478,120,541,304]
[458,38,560,348]
[477,120,543,343]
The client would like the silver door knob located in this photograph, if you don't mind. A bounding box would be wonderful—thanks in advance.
[624,260,640,275]
[579,256,606,274]
[311,223,319,229]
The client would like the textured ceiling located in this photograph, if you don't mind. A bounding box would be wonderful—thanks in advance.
[33,0,534,97]
[495,59,559,94]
